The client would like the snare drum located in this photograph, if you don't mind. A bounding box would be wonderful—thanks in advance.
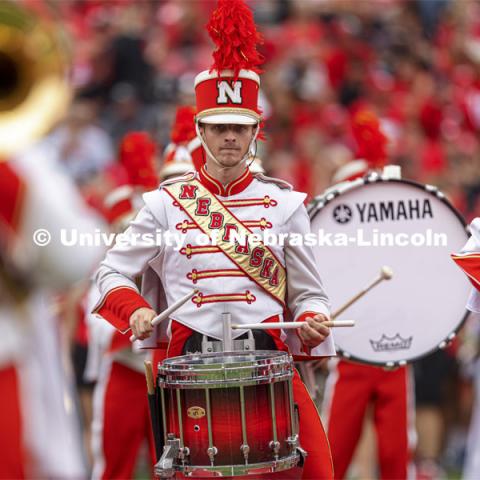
[309,175,470,366]
[154,351,303,478]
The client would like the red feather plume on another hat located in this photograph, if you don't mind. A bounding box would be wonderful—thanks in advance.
[170,106,197,144]
[207,0,264,79]
[119,132,158,189]
[351,109,388,169]
[161,106,201,179]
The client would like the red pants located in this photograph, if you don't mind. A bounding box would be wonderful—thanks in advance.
[91,360,155,479]
[323,360,414,479]
[0,366,26,479]
[162,322,334,480]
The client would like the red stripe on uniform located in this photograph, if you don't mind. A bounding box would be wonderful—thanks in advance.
[0,162,26,235]
[452,254,480,291]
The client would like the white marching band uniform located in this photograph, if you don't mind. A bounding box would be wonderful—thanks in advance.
[94,168,335,358]
[0,143,105,478]
[456,218,480,479]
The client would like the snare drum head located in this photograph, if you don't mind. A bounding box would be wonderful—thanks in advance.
[159,351,293,386]
[309,178,470,366]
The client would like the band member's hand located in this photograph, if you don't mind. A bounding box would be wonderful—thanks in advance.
[129,308,156,340]
[297,313,330,348]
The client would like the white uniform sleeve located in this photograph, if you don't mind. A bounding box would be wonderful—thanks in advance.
[284,203,335,357]
[94,205,164,302]
[83,284,114,382]
[284,204,331,319]
[13,144,105,290]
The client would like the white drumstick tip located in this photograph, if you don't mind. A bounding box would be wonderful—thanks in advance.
[381,266,393,280]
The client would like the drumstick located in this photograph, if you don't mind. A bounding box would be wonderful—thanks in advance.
[144,360,164,459]
[144,360,155,395]
[331,266,393,319]
[231,320,355,330]
[129,289,199,342]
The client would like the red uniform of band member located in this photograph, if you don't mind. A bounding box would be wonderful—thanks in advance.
[87,131,159,479]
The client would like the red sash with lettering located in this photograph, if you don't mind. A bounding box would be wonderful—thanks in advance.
[164,179,286,307]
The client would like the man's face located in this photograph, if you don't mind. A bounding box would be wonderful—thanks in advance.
[200,123,256,167]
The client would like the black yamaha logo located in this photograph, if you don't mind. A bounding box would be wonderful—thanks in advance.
[333,204,353,224]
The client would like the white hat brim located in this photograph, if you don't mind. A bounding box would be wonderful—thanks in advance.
[198,113,258,125]
[332,160,368,183]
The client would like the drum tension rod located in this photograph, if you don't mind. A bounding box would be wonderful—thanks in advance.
[205,388,218,465]
[239,385,250,464]
[269,383,281,460]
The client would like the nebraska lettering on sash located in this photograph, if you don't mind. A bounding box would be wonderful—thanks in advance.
[196,198,211,216]
[209,212,224,229]
[235,237,250,255]
[164,179,286,307]
[249,246,264,267]
[223,223,238,241]
[179,184,198,199]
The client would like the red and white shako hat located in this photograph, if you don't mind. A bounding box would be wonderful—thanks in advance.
[105,131,158,231]
[160,106,202,179]
[333,109,388,184]
[103,185,143,232]
[194,0,264,130]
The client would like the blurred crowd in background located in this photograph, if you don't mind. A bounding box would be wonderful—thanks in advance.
[8,0,480,478]
[44,0,480,218]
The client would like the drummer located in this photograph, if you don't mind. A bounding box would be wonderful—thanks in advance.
[453,218,480,479]
[321,110,415,480]
[93,1,335,478]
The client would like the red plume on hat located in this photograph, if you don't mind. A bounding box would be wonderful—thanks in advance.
[333,109,388,184]
[207,0,264,79]
[161,106,201,179]
[170,106,197,144]
[351,109,388,169]
[195,0,264,126]
[119,132,158,189]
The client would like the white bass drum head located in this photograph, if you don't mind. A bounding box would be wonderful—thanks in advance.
[309,178,470,366]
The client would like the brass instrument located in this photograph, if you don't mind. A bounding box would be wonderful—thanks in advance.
[0,1,70,157]
[0,1,72,299]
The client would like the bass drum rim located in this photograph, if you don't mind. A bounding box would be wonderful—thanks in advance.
[308,175,470,367]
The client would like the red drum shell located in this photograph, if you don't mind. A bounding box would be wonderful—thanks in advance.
[157,351,299,476]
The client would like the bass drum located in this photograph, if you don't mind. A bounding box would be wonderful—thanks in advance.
[308,175,470,366]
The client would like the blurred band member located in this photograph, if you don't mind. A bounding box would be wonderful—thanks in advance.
[0,141,105,478]
[87,123,195,479]
[322,110,416,480]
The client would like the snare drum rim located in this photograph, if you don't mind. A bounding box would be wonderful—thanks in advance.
[174,452,300,476]
[157,375,292,389]
[309,175,470,367]
[160,350,291,367]
[157,350,294,388]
